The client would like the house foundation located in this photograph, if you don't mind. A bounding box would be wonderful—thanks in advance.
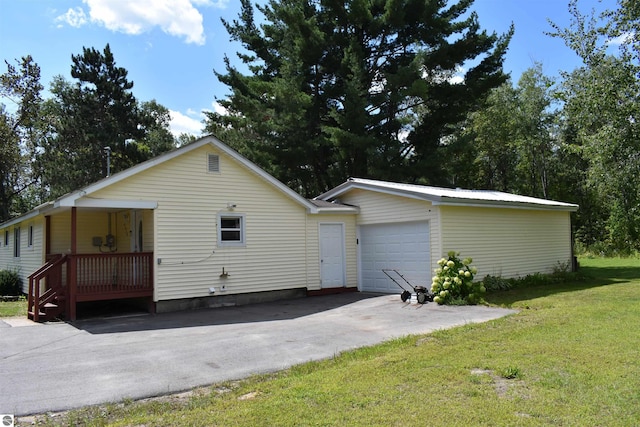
[155,288,307,313]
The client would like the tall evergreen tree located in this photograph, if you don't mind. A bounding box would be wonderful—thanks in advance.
[206,0,512,196]
[39,44,150,197]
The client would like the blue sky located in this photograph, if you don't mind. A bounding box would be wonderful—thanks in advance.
[0,0,609,137]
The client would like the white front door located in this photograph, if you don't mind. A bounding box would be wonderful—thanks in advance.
[319,223,346,288]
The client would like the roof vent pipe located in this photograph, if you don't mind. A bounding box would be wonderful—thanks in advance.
[104,146,112,177]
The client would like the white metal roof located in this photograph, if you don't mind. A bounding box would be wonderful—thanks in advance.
[316,178,579,211]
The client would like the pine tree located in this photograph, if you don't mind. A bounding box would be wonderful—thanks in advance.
[40,44,150,197]
[207,0,512,195]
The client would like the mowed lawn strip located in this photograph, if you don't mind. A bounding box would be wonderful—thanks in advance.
[25,257,640,426]
[0,297,26,317]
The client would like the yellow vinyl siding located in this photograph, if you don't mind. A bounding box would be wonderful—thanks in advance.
[337,189,441,274]
[49,210,121,254]
[305,214,358,290]
[89,144,311,301]
[440,206,572,278]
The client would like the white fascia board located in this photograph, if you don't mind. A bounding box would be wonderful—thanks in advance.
[317,182,432,203]
[432,199,579,212]
[0,210,43,229]
[314,206,360,214]
[0,202,55,229]
[72,199,158,209]
[315,182,351,200]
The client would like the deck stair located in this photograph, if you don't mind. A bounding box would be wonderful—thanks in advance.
[28,255,68,322]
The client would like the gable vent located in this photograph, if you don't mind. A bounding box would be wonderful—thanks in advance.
[208,154,220,172]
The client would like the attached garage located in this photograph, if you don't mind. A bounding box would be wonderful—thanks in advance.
[316,178,578,292]
[360,221,430,293]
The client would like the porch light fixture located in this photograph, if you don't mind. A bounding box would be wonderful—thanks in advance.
[226,202,237,210]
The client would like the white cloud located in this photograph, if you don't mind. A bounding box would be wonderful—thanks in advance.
[212,100,228,116]
[169,109,204,137]
[193,0,228,7]
[75,0,217,45]
[55,7,88,28]
[449,66,465,84]
[608,32,634,46]
[449,74,464,84]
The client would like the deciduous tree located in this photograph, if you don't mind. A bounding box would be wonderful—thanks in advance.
[0,56,44,221]
[552,0,640,251]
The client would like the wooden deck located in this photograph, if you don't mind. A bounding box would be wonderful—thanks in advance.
[72,252,154,301]
[29,252,154,321]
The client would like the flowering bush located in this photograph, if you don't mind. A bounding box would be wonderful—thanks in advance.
[431,251,484,305]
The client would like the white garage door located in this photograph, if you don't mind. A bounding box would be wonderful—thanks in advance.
[360,221,430,293]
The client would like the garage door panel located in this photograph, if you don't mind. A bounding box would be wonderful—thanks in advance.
[360,222,430,294]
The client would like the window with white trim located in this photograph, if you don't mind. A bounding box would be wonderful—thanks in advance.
[218,214,245,246]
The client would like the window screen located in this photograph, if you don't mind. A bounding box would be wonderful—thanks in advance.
[219,215,244,245]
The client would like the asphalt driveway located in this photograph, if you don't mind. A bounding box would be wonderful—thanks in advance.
[0,293,516,416]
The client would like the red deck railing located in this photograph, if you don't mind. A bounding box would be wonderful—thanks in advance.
[28,252,154,321]
[72,252,154,301]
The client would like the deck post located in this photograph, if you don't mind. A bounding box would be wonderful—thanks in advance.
[68,257,77,320]
[27,275,34,320]
[33,276,40,322]
[45,215,51,257]
[69,207,77,321]
[71,207,77,254]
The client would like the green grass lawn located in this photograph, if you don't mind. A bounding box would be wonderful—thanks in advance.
[27,257,640,426]
[0,297,27,317]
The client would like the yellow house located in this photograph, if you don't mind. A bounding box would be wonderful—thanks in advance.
[0,136,578,321]
[315,179,578,293]
[0,136,358,320]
